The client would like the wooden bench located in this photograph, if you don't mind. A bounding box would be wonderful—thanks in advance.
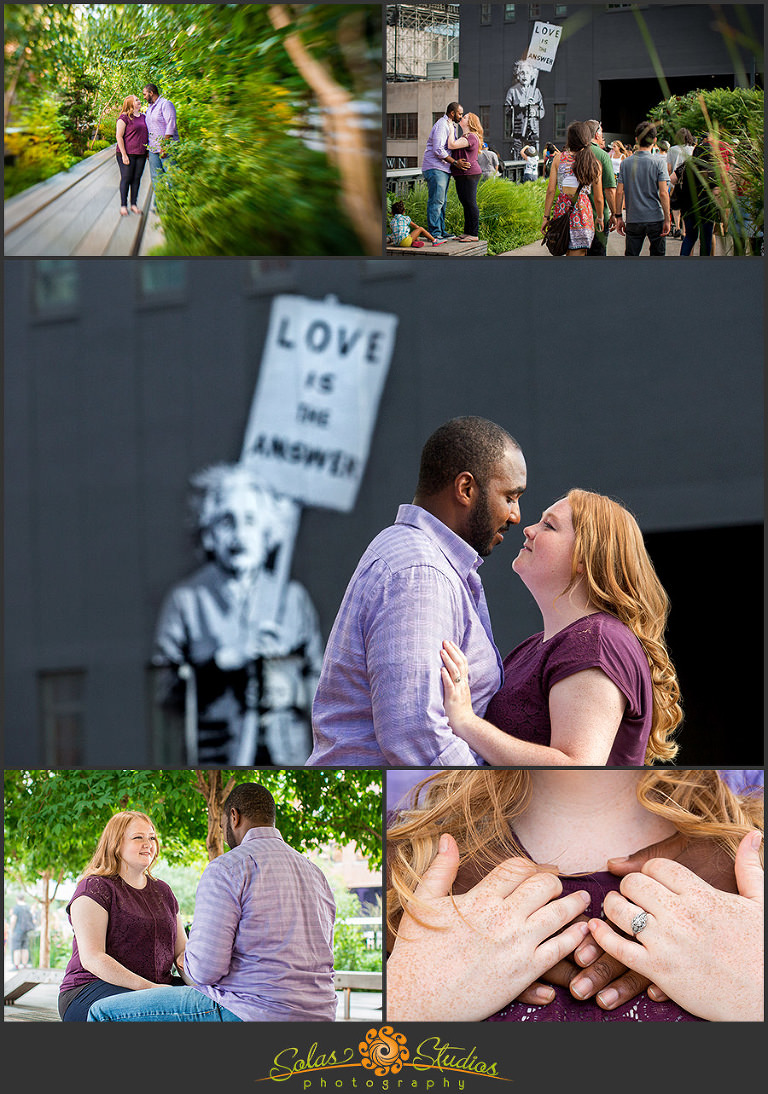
[334,969,382,1020]
[386,238,488,257]
[4,966,64,1005]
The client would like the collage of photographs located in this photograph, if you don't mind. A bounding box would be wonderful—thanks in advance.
[3,2,764,1089]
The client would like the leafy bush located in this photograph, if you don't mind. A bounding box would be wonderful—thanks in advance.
[392,177,546,255]
[649,86,763,252]
[4,100,77,197]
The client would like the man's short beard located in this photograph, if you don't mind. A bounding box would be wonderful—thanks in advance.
[466,483,496,557]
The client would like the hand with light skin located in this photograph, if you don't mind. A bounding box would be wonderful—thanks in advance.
[387,832,593,1021]
[588,830,764,1021]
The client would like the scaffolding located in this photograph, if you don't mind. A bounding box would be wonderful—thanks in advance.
[386,4,460,80]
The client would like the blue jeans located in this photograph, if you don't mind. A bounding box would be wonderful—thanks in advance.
[87,985,242,1022]
[422,169,451,238]
[60,980,133,1021]
[680,215,715,256]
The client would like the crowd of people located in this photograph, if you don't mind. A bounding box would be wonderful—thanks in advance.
[387,102,761,256]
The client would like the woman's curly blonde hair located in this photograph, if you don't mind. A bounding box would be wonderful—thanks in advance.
[564,488,683,763]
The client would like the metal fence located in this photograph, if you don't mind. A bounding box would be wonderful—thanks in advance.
[386,159,540,195]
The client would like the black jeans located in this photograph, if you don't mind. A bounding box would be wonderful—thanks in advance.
[624,221,666,256]
[454,173,480,236]
[116,151,148,206]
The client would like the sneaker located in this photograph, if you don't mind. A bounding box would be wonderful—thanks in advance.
[431,237,448,246]
[412,240,425,248]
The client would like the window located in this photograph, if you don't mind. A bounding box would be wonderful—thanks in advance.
[555,4,568,14]
[386,113,418,140]
[432,112,444,125]
[555,103,567,142]
[479,106,491,137]
[504,5,517,22]
[247,260,297,294]
[39,670,85,765]
[480,4,492,25]
[529,4,541,18]
[31,261,79,318]
[137,260,186,304]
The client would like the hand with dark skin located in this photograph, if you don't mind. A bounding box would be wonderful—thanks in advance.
[516,830,738,1010]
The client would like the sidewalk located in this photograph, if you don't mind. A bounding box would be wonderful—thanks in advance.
[502,227,738,256]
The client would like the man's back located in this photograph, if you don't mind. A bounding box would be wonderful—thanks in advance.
[619,150,668,220]
[184,826,336,1021]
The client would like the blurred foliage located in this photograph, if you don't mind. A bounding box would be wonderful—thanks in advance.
[4,4,382,254]
[649,86,763,254]
[4,98,77,197]
[327,882,382,973]
[392,177,546,255]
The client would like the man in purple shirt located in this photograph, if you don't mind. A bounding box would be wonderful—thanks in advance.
[143,82,179,201]
[308,416,527,768]
[421,102,468,244]
[88,784,337,1022]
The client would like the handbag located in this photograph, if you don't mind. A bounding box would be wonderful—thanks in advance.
[541,182,584,256]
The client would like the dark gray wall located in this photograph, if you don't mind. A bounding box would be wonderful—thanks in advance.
[458,3,764,155]
[4,257,763,766]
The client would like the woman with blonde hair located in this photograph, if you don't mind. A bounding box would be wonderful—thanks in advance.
[58,811,188,1021]
[440,488,682,766]
[446,111,484,242]
[386,768,764,1022]
[542,120,603,254]
[115,94,149,216]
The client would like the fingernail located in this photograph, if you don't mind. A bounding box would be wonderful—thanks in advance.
[570,976,593,1000]
[597,987,619,1008]
[606,855,629,865]
[532,985,555,1003]
[576,942,600,965]
[750,830,763,850]
[647,985,663,1001]
[577,889,591,909]
[438,834,450,853]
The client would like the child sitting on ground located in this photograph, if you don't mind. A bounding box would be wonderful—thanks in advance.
[388,201,435,248]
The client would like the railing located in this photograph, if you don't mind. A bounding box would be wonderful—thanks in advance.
[386,159,541,194]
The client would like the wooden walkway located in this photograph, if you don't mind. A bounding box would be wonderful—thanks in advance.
[386,237,488,257]
[4,144,161,257]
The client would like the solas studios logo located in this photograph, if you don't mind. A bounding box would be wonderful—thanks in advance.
[257,1025,509,1090]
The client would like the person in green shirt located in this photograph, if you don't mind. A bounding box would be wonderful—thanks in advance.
[585,120,618,256]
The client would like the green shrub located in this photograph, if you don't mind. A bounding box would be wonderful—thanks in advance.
[392,177,546,255]
[4,100,77,198]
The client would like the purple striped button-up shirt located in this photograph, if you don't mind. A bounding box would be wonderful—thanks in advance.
[421,115,455,174]
[184,826,336,1022]
[308,504,503,767]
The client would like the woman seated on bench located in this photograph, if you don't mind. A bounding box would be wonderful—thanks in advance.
[58,811,188,1021]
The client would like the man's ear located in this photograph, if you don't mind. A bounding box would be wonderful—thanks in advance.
[454,471,475,508]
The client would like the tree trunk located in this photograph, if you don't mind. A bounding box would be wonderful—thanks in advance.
[268,5,381,256]
[194,771,237,860]
[39,872,51,967]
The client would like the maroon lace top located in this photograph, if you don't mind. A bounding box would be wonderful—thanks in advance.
[486,868,704,1022]
[60,874,179,993]
[484,613,653,766]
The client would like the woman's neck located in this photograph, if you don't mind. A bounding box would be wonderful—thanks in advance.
[118,866,148,889]
[533,584,597,641]
[512,770,677,874]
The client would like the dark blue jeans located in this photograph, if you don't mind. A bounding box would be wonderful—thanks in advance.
[60,980,133,1021]
[680,215,715,256]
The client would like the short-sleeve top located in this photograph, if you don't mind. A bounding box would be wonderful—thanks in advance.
[389,212,413,244]
[118,112,149,156]
[451,133,482,177]
[59,874,179,993]
[484,612,653,766]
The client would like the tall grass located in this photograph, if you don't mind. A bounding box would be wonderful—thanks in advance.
[391,177,546,255]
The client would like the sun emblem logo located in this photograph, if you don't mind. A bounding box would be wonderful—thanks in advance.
[358,1026,409,1076]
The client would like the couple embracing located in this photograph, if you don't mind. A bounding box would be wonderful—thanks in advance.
[114,83,178,216]
[308,415,682,769]
[421,102,485,244]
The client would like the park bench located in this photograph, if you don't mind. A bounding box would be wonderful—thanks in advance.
[4,144,154,256]
[4,966,64,1005]
[333,969,382,1020]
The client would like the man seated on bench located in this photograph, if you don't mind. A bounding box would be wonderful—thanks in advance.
[88,783,337,1022]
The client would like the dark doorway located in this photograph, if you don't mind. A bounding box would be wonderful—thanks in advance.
[643,522,763,768]
[601,74,736,135]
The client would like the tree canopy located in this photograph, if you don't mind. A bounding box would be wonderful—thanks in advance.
[4,4,382,253]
